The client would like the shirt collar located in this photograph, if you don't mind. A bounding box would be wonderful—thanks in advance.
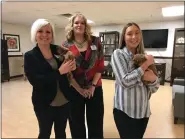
[123,46,133,58]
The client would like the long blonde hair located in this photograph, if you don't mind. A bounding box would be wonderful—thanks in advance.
[119,22,145,54]
[65,13,93,42]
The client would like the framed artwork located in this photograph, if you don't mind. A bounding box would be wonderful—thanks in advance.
[3,34,20,52]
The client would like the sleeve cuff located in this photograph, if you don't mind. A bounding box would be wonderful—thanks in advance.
[147,77,159,86]
[135,67,144,83]
[137,67,144,77]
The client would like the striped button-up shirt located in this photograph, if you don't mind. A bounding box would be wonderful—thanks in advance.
[111,47,160,119]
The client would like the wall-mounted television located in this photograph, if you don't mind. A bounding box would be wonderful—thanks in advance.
[142,29,168,48]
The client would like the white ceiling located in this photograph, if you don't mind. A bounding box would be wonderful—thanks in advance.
[2,1,184,28]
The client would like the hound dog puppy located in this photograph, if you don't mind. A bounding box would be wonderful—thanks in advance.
[55,46,75,84]
[133,54,158,85]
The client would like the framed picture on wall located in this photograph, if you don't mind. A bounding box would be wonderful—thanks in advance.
[3,34,20,52]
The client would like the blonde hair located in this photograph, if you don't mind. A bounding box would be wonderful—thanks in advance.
[65,13,93,41]
[31,18,55,44]
[119,22,145,54]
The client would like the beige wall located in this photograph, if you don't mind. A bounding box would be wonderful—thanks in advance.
[2,22,65,77]
[2,20,184,79]
[91,20,184,81]
[91,20,184,57]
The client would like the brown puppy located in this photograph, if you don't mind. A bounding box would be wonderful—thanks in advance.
[133,54,158,85]
[56,46,75,84]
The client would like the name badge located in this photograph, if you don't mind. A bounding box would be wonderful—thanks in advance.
[90,45,97,50]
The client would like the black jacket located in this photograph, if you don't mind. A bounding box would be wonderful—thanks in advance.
[24,44,71,109]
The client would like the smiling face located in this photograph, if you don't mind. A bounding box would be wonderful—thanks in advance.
[73,15,86,35]
[35,24,53,46]
[125,25,141,50]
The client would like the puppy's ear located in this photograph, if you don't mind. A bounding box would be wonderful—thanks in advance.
[132,54,136,60]
[56,46,68,55]
[59,55,65,63]
[68,55,75,60]
[141,54,146,60]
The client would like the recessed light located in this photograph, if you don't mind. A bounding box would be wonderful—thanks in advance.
[87,19,94,24]
[162,5,184,17]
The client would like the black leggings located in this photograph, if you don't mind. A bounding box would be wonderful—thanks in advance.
[69,86,104,139]
[34,103,69,139]
[113,108,149,139]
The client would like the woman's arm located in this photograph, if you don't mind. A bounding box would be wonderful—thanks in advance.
[86,73,101,98]
[24,52,62,88]
[111,49,145,88]
[143,69,160,94]
[24,52,73,88]
[147,78,160,94]
[70,75,87,97]
[92,54,104,85]
[87,39,104,98]
[92,37,104,84]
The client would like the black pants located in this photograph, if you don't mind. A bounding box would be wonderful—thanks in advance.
[34,103,69,139]
[69,86,104,139]
[113,108,149,139]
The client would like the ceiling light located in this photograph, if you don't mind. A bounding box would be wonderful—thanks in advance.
[162,5,184,17]
[87,19,94,24]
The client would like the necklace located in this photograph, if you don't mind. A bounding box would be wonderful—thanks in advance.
[73,40,87,48]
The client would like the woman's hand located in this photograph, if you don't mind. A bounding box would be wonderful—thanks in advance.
[77,87,86,97]
[145,54,154,66]
[143,69,157,82]
[58,60,75,74]
[87,86,96,99]
[70,59,76,71]
[77,87,90,98]
[61,45,69,51]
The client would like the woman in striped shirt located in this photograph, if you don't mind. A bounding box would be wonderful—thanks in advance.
[111,22,160,139]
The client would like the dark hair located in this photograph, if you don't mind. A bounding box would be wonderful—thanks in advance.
[119,22,145,54]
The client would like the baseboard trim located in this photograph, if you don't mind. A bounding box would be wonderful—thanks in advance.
[10,74,24,79]
[8,55,23,57]
[165,80,171,83]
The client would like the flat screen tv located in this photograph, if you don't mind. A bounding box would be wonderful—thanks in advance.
[142,29,168,48]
